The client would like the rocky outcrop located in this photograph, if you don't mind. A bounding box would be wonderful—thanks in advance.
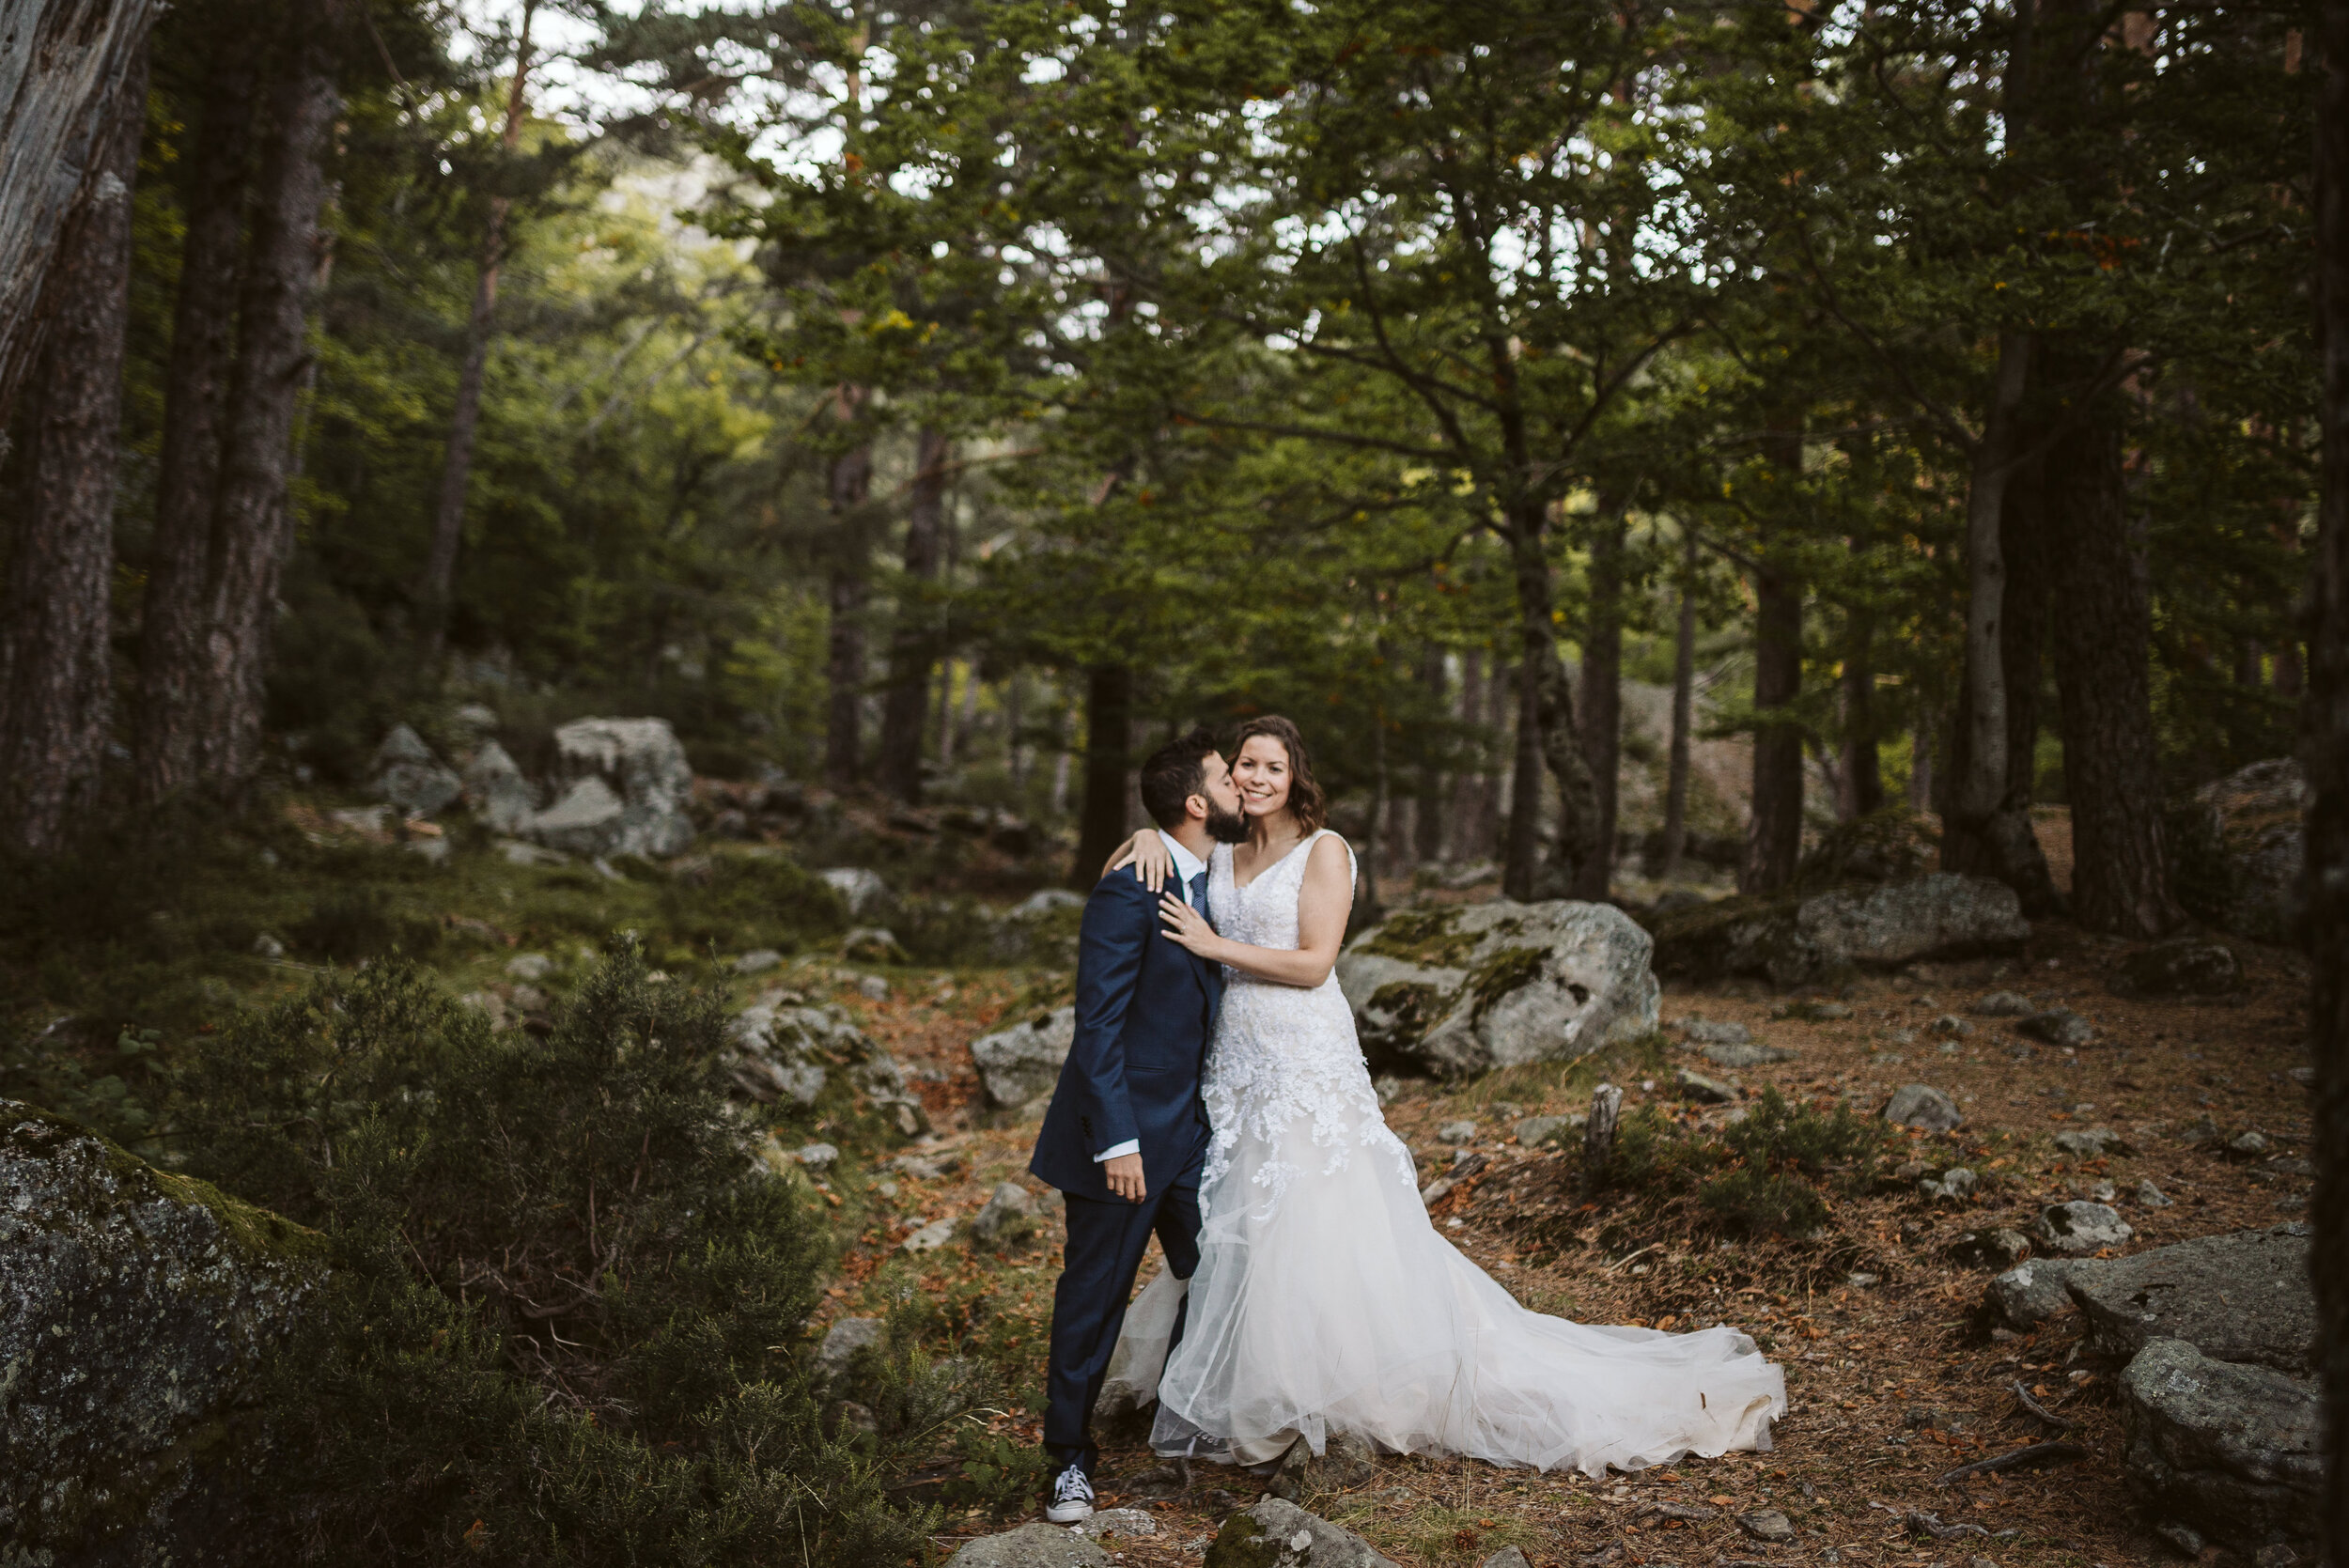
[2169,758,2307,944]
[1647,874,2030,987]
[1205,1497,1401,1568]
[2119,1339,2322,1549]
[947,1521,1112,1568]
[1336,901,1660,1079]
[367,723,461,817]
[2069,1226,2314,1374]
[0,1103,324,1562]
[2031,1201,2132,1254]
[1985,1258,2096,1329]
[820,866,893,920]
[459,738,538,834]
[971,1007,1076,1111]
[529,717,695,859]
[724,998,926,1133]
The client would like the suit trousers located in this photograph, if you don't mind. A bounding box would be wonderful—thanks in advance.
[1043,1172,1201,1471]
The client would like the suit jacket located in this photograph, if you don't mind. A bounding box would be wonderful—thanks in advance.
[1029,868,1223,1201]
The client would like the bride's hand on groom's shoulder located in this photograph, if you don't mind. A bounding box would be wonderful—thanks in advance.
[1158,894,1217,955]
[1106,829,1174,892]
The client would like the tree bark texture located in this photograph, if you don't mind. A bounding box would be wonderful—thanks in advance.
[1413,648,1446,864]
[1449,649,1487,861]
[1661,528,1698,879]
[0,0,159,429]
[132,16,257,804]
[2308,14,2349,1563]
[2045,368,2181,937]
[415,1,537,659]
[1502,505,1598,900]
[1835,537,1885,821]
[878,425,949,802]
[191,13,338,789]
[1574,509,1626,899]
[1742,561,1804,894]
[1070,663,1132,888]
[823,397,873,789]
[0,51,145,853]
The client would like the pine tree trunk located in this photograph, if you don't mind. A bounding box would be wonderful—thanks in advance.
[1742,561,1804,894]
[1661,528,1698,879]
[0,50,144,853]
[2045,363,2181,937]
[0,0,160,429]
[193,12,338,789]
[1413,648,1446,864]
[1070,663,1131,888]
[1574,509,1626,899]
[823,399,873,790]
[2307,14,2349,1562]
[1502,503,1597,900]
[878,425,948,802]
[1836,538,1885,821]
[132,18,257,805]
[1450,649,1486,861]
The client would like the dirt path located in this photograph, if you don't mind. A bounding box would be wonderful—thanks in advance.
[801,919,2312,1568]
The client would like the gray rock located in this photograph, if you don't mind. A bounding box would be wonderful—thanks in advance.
[2230,1131,2273,1158]
[2032,1201,2133,1254]
[972,1007,1077,1111]
[2170,758,2308,944]
[1737,1509,1797,1544]
[793,1142,840,1171]
[902,1218,957,1253]
[1205,1497,1401,1568]
[2017,1009,2095,1048]
[1951,1227,2032,1269]
[947,1521,1112,1568]
[843,926,910,965]
[1481,1550,1533,1568]
[1674,1068,1737,1104]
[1704,1041,1797,1068]
[1986,1259,2100,1328]
[2053,1126,2123,1157]
[1679,1017,1751,1047]
[723,1001,886,1111]
[1267,1428,1377,1501]
[815,1316,884,1391]
[1651,873,2030,986]
[969,1182,1035,1244]
[1011,888,1086,921]
[0,1105,322,1561]
[2119,1338,2321,1548]
[1884,1083,1963,1131]
[1337,901,1660,1079]
[506,952,554,981]
[2117,940,2245,998]
[369,723,463,817]
[1438,1119,1479,1143]
[498,837,568,866]
[732,948,783,975]
[1516,1115,1579,1147]
[460,737,538,833]
[1920,1166,1978,1201]
[2138,1179,2174,1208]
[1074,1508,1159,1540]
[1972,990,2037,1017]
[2067,1228,2314,1374]
[527,717,695,858]
[821,866,894,920]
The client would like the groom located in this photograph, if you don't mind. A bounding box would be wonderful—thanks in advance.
[1029,727,1248,1523]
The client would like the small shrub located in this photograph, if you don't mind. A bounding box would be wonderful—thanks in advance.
[662,849,848,952]
[1697,1165,1829,1237]
[942,1423,1055,1516]
[289,888,439,961]
[1722,1087,1889,1177]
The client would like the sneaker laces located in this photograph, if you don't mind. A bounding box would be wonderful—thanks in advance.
[1053,1467,1093,1505]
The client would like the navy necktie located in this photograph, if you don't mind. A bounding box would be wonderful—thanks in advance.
[1190,869,1210,924]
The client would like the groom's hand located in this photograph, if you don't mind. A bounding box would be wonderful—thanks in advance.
[1103,1153,1146,1203]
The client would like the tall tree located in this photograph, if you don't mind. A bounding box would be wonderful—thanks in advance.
[878,426,950,801]
[823,387,874,788]
[414,0,538,660]
[1574,508,1626,899]
[0,0,159,426]
[0,48,147,852]
[1660,526,1699,879]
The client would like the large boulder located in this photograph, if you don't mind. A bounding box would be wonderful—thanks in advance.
[460,738,538,834]
[2169,758,2308,944]
[0,1103,323,1561]
[946,1522,1112,1568]
[1336,901,1660,1079]
[367,723,461,817]
[971,1007,1076,1112]
[2119,1339,2322,1551]
[529,717,694,859]
[1648,874,2030,987]
[820,867,894,920]
[2068,1227,2313,1374]
[1205,1497,1401,1568]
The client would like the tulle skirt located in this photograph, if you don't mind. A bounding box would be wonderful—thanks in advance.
[1103,1079,1786,1475]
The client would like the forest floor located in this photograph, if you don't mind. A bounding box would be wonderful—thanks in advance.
[796,894,2315,1568]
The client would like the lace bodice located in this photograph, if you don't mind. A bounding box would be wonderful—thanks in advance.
[1200,831,1413,1210]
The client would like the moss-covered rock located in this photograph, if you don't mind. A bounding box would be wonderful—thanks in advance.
[2166,759,2308,944]
[1336,902,1659,1079]
[1646,874,2030,987]
[0,1101,322,1563]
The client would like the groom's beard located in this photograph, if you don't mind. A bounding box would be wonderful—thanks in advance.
[1204,801,1251,844]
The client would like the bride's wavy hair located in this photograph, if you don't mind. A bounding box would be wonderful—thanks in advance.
[1232,715,1328,834]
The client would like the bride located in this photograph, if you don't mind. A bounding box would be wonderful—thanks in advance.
[1097,714,1784,1476]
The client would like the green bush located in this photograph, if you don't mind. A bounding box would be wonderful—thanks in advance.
[1594,1089,1886,1240]
[174,941,933,1565]
[1722,1087,1889,1175]
[943,1424,1056,1517]
[661,849,848,954]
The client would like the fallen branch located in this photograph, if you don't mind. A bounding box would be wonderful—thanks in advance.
[1936,1441,2088,1485]
[2011,1379,2073,1430]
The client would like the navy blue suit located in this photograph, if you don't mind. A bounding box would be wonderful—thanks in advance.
[1031,865,1222,1472]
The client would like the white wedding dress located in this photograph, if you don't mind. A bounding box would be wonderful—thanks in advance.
[1103,830,1785,1476]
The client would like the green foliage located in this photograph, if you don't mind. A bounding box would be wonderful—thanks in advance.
[171,941,933,1565]
[661,849,848,954]
[942,1423,1055,1517]
[1597,1089,1888,1240]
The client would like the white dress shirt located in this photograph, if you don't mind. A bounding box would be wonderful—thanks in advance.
[1095,830,1208,1166]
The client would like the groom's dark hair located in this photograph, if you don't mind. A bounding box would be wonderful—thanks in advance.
[1139,728,1222,829]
